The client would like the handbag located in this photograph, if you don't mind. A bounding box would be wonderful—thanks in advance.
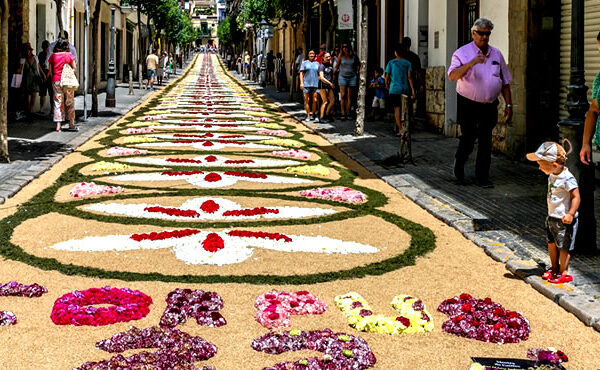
[11,73,23,88]
[60,64,79,90]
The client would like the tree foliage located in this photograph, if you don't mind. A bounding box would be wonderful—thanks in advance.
[217,17,244,47]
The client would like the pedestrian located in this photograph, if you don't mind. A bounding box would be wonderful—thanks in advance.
[267,50,275,84]
[38,40,52,114]
[157,52,166,86]
[47,30,78,65]
[402,37,424,117]
[318,52,336,123]
[48,39,77,132]
[369,67,386,121]
[315,43,327,63]
[580,31,600,166]
[448,18,513,188]
[20,42,44,115]
[244,51,251,79]
[334,43,359,121]
[299,49,320,121]
[526,140,580,284]
[145,49,159,90]
[293,48,304,94]
[385,44,415,134]
[274,52,284,91]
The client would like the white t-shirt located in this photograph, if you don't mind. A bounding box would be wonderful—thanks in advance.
[547,167,578,218]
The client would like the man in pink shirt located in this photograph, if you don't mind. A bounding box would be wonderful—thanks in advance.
[448,18,513,188]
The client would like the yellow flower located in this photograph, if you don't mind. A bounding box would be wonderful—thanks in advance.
[123,136,159,144]
[259,139,303,148]
[254,123,285,129]
[130,121,160,128]
[90,161,130,172]
[146,110,171,115]
[286,164,330,177]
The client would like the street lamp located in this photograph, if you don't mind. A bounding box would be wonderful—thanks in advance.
[105,7,117,107]
[260,19,268,87]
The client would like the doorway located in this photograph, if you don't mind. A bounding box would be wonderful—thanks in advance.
[36,4,47,53]
[458,0,479,46]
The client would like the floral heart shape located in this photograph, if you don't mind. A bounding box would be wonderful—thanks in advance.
[437,293,530,344]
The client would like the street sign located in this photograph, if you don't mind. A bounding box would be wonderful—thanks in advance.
[338,0,353,30]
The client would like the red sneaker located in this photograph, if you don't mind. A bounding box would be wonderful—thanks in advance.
[549,274,573,284]
[541,270,555,280]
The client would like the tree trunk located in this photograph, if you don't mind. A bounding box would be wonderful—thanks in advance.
[302,0,312,53]
[91,0,101,116]
[147,16,153,51]
[0,0,9,162]
[55,0,64,34]
[289,23,297,101]
[137,1,144,81]
[326,0,335,48]
[355,0,368,136]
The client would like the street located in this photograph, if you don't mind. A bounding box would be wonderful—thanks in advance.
[0,54,598,369]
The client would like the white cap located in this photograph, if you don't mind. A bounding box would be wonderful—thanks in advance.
[526,142,567,163]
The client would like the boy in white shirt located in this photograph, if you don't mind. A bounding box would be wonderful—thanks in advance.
[527,141,580,284]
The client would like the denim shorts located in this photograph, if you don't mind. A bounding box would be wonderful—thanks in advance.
[303,87,319,94]
[148,69,156,78]
[546,216,578,252]
[338,74,357,87]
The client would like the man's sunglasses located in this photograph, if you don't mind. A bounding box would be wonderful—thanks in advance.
[474,30,491,36]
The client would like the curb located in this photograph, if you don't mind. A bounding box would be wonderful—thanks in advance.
[227,69,600,333]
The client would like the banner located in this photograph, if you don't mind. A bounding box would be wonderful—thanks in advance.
[338,0,354,30]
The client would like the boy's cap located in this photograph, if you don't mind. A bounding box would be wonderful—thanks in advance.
[526,142,567,163]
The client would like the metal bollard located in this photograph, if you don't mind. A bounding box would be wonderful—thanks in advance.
[138,64,143,89]
[129,70,134,95]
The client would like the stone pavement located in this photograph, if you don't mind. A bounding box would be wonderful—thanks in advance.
[0,60,191,206]
[227,67,600,331]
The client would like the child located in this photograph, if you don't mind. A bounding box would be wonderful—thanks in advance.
[369,67,386,121]
[526,140,580,284]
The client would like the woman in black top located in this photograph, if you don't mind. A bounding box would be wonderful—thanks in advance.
[318,53,335,123]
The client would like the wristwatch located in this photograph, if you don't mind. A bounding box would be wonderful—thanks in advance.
[506,104,513,108]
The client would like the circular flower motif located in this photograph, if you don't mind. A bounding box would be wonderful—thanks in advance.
[204,173,222,182]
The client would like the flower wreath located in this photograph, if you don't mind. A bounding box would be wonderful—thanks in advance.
[51,286,153,326]
[335,292,434,335]
[438,293,530,344]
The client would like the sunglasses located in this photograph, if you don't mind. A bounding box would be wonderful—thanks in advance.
[474,30,491,36]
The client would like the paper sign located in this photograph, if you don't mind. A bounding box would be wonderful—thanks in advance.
[471,357,565,370]
[338,0,353,30]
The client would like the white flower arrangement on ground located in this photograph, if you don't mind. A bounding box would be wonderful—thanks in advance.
[132,140,284,151]
[108,171,313,188]
[123,155,300,168]
[83,197,336,221]
[49,229,378,266]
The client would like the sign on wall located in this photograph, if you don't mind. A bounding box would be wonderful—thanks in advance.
[338,0,353,30]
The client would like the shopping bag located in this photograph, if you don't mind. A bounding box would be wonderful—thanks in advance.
[60,64,79,90]
[11,73,22,88]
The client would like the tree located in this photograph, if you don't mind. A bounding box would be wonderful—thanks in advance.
[355,0,370,136]
[91,0,101,116]
[55,0,64,34]
[0,0,8,162]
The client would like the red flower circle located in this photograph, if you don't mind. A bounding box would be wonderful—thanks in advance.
[204,173,222,182]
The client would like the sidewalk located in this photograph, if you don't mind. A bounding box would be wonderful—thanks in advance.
[228,68,600,331]
[0,61,190,205]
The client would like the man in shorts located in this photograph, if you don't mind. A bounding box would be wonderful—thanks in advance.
[145,49,159,90]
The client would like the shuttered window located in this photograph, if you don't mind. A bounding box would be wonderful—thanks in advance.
[559,0,600,119]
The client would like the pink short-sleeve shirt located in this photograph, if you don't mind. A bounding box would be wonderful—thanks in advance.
[49,52,74,82]
[447,42,512,103]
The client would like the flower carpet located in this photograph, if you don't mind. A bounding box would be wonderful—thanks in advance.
[0,54,598,369]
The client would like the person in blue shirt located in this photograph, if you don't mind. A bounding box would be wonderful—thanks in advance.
[385,44,415,134]
[300,49,321,121]
[369,67,386,121]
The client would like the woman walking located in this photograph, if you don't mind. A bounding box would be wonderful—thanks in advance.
[20,43,44,114]
[334,44,359,121]
[48,39,77,132]
[299,49,320,121]
[385,44,415,135]
[318,53,336,123]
